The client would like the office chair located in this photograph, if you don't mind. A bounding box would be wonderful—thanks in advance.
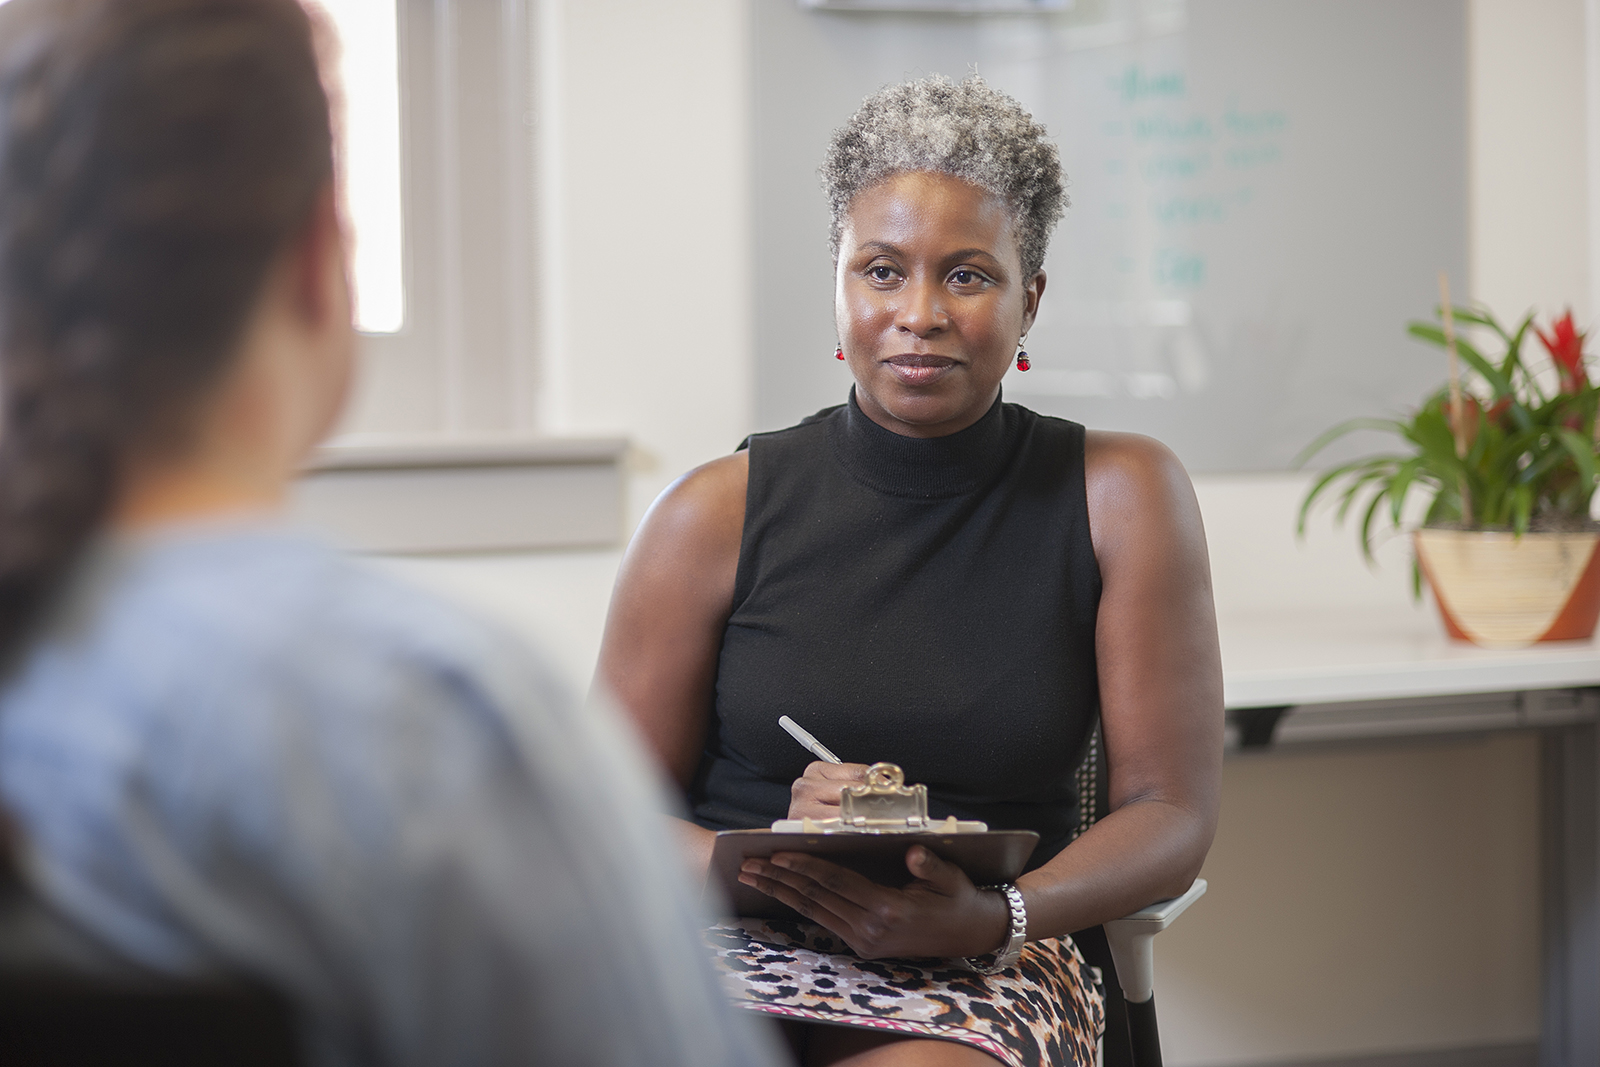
[0,867,299,1066]
[1070,721,1208,1067]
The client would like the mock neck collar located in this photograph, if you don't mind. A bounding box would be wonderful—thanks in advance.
[829,388,1015,499]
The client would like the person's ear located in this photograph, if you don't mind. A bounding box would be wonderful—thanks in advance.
[283,179,355,453]
[290,181,349,332]
[1021,270,1046,335]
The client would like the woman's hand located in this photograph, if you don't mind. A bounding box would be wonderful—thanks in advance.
[786,761,870,821]
[737,845,1011,961]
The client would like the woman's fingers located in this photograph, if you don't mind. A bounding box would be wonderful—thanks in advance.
[740,848,965,916]
[739,855,871,919]
[786,761,870,820]
[736,857,864,934]
[805,761,870,783]
[904,845,967,894]
[769,852,880,906]
[737,849,992,959]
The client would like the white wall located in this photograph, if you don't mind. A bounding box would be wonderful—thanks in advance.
[1156,473,1544,1064]
[535,0,753,528]
[391,1,1592,1063]
[1470,0,1591,323]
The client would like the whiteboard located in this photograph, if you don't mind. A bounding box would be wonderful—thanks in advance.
[751,0,1468,472]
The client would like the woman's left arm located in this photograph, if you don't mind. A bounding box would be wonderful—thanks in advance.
[1015,429,1223,936]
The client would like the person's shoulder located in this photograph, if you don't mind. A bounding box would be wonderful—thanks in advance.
[642,451,749,549]
[1084,429,1185,480]
[283,541,570,712]
[767,402,848,436]
[1082,431,1201,550]
[126,527,472,644]
[1001,405,1168,480]
[740,403,845,452]
[1083,430,1193,519]
[628,403,849,580]
[3,527,573,840]
[112,527,561,719]
[1002,401,1082,442]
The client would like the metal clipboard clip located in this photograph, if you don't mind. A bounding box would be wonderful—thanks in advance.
[769,762,989,835]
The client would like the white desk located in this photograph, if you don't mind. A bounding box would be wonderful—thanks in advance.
[1223,603,1600,709]
[1219,604,1600,1067]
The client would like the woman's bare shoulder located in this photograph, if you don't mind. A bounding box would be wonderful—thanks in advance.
[601,451,750,785]
[1083,430,1190,501]
[643,450,747,534]
[627,451,749,573]
[1081,430,1201,556]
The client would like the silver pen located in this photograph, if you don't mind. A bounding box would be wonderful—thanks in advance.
[778,715,843,764]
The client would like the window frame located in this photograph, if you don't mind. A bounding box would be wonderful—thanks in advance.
[336,0,541,440]
[300,1,627,554]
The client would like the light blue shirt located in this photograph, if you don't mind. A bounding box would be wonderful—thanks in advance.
[0,524,780,1067]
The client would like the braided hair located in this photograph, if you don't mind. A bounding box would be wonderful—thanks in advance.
[0,0,334,660]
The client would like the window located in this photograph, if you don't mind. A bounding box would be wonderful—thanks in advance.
[315,0,404,335]
[294,0,625,553]
[0,0,618,548]
[321,0,542,440]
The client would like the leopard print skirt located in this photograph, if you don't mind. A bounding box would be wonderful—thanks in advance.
[705,919,1104,1066]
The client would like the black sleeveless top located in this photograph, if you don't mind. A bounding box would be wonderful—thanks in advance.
[691,390,1103,869]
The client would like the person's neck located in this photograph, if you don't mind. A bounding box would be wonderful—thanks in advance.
[112,451,288,531]
[107,194,351,534]
[112,460,284,531]
[111,328,308,532]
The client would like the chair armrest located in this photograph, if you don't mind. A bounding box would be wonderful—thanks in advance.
[1103,878,1206,1004]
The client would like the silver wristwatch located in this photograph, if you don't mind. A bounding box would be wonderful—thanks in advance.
[963,883,1027,974]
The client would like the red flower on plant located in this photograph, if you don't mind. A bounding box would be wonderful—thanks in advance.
[1537,310,1587,393]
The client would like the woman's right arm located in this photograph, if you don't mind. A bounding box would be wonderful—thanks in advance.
[595,451,750,876]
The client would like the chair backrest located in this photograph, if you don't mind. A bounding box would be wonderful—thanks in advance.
[1067,717,1151,1067]
[0,871,300,1066]
[1070,718,1109,841]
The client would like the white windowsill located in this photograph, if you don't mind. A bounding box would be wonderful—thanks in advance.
[308,434,628,471]
[291,435,630,555]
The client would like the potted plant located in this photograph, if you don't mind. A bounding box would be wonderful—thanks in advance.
[1297,298,1600,647]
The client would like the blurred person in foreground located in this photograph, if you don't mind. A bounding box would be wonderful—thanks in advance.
[0,1,784,1065]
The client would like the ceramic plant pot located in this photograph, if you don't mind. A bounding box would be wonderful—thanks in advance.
[1412,528,1600,647]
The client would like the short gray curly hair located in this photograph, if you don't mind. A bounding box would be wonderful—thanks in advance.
[821,74,1066,278]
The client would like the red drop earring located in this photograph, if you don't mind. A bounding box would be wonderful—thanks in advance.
[1015,338,1030,372]
[835,345,845,361]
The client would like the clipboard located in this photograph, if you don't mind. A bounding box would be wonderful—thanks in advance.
[706,827,1039,920]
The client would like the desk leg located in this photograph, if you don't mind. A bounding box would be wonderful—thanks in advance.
[1541,724,1600,1067]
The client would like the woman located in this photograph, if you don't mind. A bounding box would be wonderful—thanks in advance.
[0,2,782,1065]
[599,76,1224,1066]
